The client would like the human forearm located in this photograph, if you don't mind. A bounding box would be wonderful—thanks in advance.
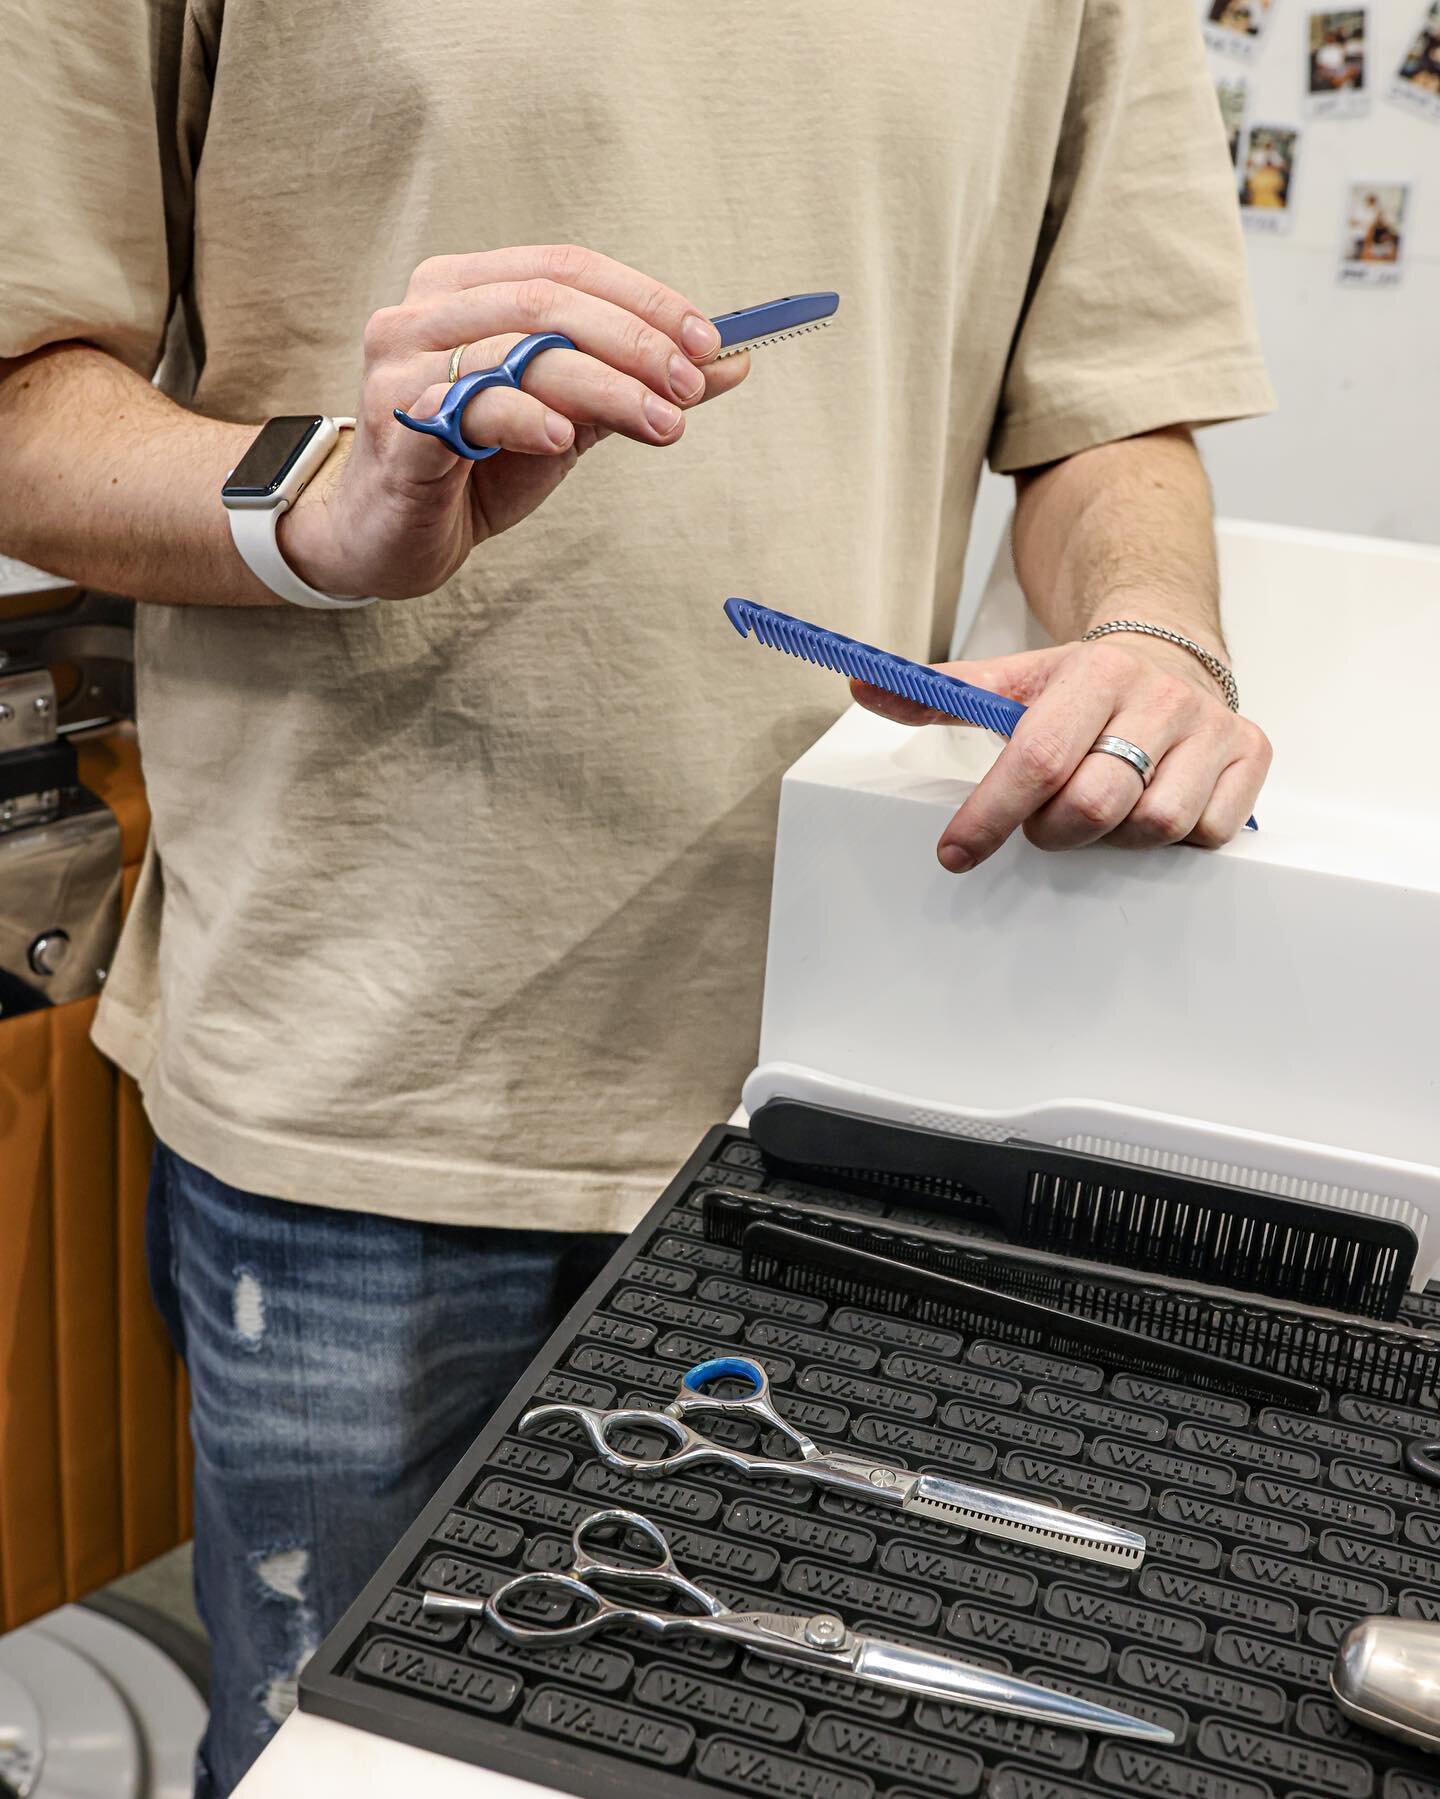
[1011,425,1227,670]
[0,248,743,610]
[0,344,280,605]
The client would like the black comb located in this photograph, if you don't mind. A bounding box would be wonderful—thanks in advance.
[705,1190,1440,1408]
[748,1099,1417,1320]
[738,1222,1327,1413]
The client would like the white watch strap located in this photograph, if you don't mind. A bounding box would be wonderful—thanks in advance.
[227,419,379,610]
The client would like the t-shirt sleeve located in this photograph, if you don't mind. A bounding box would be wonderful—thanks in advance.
[1,0,208,376]
[987,0,1275,474]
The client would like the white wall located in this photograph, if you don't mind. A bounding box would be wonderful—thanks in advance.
[956,0,1439,648]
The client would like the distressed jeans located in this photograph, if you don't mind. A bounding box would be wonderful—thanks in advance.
[145,1141,622,1798]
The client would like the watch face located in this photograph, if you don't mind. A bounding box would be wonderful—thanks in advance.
[222,416,326,500]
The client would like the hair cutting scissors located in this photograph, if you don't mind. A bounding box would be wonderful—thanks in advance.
[421,1508,1170,1742]
[520,1355,1146,1571]
[393,291,839,461]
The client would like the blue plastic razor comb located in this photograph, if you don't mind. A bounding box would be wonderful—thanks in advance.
[723,599,1258,830]
[712,291,839,358]
[724,598,1026,736]
[395,292,840,460]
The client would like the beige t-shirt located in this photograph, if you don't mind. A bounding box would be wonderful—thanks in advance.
[4,0,1272,1231]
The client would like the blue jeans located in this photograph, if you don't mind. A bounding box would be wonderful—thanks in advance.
[146,1142,621,1798]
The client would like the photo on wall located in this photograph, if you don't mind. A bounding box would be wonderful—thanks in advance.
[1239,124,1300,230]
[1390,1,1440,120]
[1216,73,1251,164]
[1306,8,1369,116]
[1337,181,1411,283]
[1204,0,1279,59]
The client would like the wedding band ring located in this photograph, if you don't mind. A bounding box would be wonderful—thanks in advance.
[447,343,471,383]
[1090,734,1155,787]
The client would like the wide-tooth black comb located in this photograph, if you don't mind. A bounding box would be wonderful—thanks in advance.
[737,1223,1326,1412]
[748,1100,1417,1321]
[705,1190,1440,1408]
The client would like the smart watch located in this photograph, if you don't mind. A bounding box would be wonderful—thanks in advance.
[221,415,377,610]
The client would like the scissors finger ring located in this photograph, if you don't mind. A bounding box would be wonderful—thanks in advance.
[393,331,575,461]
[395,292,841,464]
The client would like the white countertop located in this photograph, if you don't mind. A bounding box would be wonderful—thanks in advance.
[234,1710,557,1798]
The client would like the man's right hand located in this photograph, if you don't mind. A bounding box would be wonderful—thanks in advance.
[278,245,750,602]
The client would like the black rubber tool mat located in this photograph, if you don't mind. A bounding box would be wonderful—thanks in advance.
[301,1126,1440,1799]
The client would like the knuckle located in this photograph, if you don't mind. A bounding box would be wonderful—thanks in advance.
[407,254,450,294]
[1133,800,1190,844]
[1156,672,1200,715]
[515,277,558,323]
[1189,818,1231,850]
[540,242,590,284]
[1245,721,1274,767]
[363,305,411,359]
[633,275,673,323]
[1014,729,1070,790]
[622,313,659,366]
[1070,786,1121,832]
[1022,816,1067,851]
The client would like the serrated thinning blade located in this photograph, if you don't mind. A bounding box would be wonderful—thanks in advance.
[715,319,834,359]
[907,1476,1146,1570]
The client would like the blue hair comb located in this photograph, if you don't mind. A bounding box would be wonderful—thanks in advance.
[724,598,1258,830]
[712,291,839,357]
[395,291,839,461]
[724,597,1025,736]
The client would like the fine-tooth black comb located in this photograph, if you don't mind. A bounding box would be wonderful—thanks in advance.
[747,1100,1418,1321]
[705,1190,1440,1408]
[737,1222,1328,1413]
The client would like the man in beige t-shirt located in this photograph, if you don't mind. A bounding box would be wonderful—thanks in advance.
[1,1,1273,1789]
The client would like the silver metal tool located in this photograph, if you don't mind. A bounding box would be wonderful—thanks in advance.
[1332,1618,1440,1756]
[422,1509,1171,1743]
[519,1355,1147,1571]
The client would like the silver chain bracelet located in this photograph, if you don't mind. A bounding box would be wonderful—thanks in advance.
[1081,619,1240,712]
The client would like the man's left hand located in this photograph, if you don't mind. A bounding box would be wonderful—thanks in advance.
[851,632,1272,873]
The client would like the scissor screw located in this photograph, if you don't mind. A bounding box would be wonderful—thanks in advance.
[805,1615,847,1650]
[869,1470,900,1489]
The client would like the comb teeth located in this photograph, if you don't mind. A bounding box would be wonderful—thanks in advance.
[738,1225,1327,1413]
[715,320,834,359]
[724,597,1026,739]
[704,1190,1440,1407]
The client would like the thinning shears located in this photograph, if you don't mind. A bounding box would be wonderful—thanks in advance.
[393,291,839,460]
[520,1355,1146,1572]
[422,1508,1170,1742]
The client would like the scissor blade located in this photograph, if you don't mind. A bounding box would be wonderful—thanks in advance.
[851,1637,1172,1743]
[907,1476,1146,1570]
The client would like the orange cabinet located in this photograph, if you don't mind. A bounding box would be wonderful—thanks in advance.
[0,730,191,1631]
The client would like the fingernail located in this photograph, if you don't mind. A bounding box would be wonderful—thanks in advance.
[668,353,705,402]
[681,314,720,357]
[544,409,573,447]
[643,392,682,436]
[938,843,975,874]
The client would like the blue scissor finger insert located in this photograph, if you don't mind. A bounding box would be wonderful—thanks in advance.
[393,331,576,461]
[682,1356,764,1397]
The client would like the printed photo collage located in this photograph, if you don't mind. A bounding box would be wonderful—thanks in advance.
[1203,0,1431,282]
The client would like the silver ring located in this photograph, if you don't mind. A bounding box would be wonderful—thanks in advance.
[446,342,470,383]
[1089,734,1155,788]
